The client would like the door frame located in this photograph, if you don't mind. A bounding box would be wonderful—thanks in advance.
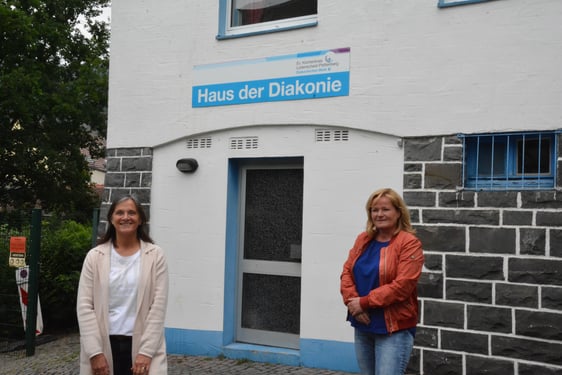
[223,157,304,350]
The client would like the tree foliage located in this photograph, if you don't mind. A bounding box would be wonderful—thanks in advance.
[0,0,110,217]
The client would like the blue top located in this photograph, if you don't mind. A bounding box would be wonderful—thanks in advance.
[349,240,389,334]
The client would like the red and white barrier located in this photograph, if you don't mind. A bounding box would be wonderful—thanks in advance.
[15,266,43,335]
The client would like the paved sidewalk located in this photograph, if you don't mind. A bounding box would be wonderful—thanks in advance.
[1,333,357,375]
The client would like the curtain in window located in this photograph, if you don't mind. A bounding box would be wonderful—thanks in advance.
[233,0,316,26]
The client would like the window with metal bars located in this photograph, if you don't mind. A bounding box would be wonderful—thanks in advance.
[459,131,558,190]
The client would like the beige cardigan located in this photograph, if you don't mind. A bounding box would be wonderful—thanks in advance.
[77,240,169,374]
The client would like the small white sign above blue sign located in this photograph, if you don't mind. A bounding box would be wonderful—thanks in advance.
[192,48,350,108]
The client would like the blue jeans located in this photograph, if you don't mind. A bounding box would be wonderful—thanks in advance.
[354,329,414,375]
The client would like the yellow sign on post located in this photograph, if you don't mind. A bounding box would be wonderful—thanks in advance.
[9,236,27,268]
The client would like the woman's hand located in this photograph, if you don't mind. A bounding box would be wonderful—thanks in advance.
[132,354,152,375]
[347,297,371,325]
[90,353,110,375]
[346,297,363,316]
[354,312,371,325]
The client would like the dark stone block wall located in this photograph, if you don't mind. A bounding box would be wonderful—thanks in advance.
[403,135,562,375]
[97,147,153,237]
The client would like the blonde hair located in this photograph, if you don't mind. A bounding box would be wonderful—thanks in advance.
[365,188,415,238]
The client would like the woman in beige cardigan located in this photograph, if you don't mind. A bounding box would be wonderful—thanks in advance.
[77,195,169,375]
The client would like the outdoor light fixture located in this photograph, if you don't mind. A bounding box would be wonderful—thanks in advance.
[176,158,199,173]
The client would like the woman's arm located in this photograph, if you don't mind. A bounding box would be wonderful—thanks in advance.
[340,232,370,304]
[137,247,169,358]
[76,250,105,359]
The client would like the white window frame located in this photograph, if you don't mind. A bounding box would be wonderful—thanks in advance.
[217,0,318,40]
[438,0,492,8]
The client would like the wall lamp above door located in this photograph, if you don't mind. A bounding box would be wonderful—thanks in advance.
[176,158,199,173]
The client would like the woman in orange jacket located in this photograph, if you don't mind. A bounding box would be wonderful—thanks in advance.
[340,188,424,375]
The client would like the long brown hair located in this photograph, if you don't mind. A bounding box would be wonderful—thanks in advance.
[97,195,154,245]
[365,188,415,238]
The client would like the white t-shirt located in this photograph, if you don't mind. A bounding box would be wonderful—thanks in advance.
[108,245,141,336]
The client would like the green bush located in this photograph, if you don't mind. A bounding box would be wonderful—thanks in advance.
[39,218,92,333]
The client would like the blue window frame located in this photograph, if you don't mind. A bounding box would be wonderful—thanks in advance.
[459,131,559,190]
[438,0,491,8]
[217,0,318,40]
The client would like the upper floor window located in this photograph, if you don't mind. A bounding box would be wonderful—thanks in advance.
[218,0,318,39]
[460,131,558,190]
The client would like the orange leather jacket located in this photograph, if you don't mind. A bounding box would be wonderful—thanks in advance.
[340,230,424,333]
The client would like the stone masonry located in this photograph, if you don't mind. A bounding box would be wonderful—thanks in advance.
[403,135,562,375]
[97,147,153,237]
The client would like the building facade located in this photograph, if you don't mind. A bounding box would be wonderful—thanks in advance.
[101,1,562,373]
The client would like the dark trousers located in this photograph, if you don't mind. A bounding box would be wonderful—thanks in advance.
[109,335,133,375]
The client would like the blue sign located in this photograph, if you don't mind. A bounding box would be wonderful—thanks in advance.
[192,48,351,108]
[193,72,349,107]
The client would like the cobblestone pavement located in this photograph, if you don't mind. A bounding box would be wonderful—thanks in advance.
[0,333,356,375]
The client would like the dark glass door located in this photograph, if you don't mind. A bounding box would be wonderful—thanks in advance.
[237,164,303,349]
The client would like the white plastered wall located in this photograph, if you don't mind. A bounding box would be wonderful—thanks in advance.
[149,125,403,343]
[107,0,562,149]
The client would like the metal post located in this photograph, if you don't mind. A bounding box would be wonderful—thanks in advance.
[91,207,100,248]
[25,208,41,356]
